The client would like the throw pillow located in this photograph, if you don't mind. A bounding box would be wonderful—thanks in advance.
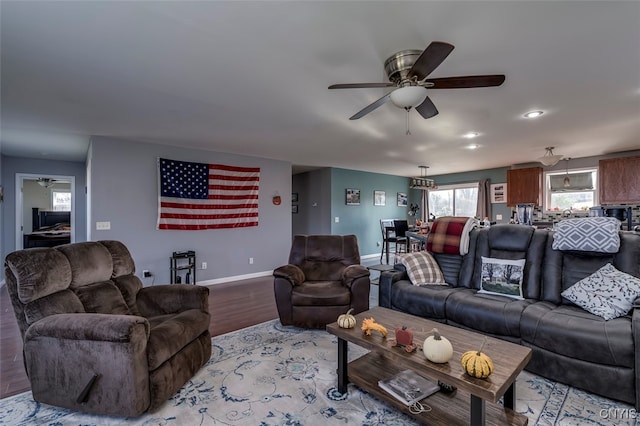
[396,252,447,286]
[478,257,526,299]
[552,217,621,253]
[561,263,640,320]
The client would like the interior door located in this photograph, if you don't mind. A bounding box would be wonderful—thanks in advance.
[15,173,75,250]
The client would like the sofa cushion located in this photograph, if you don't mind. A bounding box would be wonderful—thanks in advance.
[397,252,446,286]
[446,289,533,338]
[113,275,143,316]
[146,309,211,370]
[561,263,640,320]
[520,301,633,368]
[291,281,350,306]
[99,240,136,277]
[74,281,131,315]
[390,280,463,321]
[552,217,621,253]
[478,257,525,299]
[5,248,72,303]
[56,242,114,288]
[24,289,85,325]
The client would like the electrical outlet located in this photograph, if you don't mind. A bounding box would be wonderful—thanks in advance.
[334,216,339,223]
[143,270,152,278]
[96,221,111,230]
[201,262,207,270]
[496,214,503,221]
[249,257,254,265]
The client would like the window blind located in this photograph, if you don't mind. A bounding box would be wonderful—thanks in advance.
[549,172,593,191]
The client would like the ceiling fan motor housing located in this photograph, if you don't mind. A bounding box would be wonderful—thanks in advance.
[384,50,422,86]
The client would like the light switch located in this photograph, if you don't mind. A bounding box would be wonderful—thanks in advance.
[96,221,111,230]
[496,214,503,221]
[335,217,340,223]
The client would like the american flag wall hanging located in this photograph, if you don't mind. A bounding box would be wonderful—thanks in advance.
[157,158,260,230]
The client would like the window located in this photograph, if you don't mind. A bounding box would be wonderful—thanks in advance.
[428,183,478,217]
[544,168,597,212]
[52,191,71,211]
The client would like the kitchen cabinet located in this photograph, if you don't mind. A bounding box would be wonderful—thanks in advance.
[507,167,542,206]
[599,156,640,204]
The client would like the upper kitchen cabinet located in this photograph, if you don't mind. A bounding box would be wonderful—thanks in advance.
[507,167,542,206]
[599,156,640,204]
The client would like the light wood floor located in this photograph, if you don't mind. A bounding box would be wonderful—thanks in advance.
[0,276,278,399]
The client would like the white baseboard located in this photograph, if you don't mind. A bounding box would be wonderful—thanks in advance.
[197,270,273,286]
[361,253,382,261]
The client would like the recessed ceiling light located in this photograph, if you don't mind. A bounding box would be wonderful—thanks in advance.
[523,110,544,118]
[466,144,480,150]
[463,132,479,139]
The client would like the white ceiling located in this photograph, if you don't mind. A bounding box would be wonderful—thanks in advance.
[1,1,639,177]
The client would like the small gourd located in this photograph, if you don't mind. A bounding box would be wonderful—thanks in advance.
[461,337,494,379]
[423,328,453,363]
[337,308,356,329]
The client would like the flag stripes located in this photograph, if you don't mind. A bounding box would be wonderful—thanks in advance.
[158,158,260,230]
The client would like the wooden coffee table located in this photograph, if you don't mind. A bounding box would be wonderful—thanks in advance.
[326,307,531,425]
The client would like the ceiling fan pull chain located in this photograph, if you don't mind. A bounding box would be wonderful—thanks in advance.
[405,108,412,135]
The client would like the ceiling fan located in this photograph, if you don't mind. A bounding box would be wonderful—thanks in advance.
[329,41,505,125]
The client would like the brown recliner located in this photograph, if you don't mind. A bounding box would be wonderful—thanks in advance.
[273,234,370,328]
[4,240,211,416]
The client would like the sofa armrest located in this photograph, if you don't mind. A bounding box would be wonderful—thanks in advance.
[25,313,149,342]
[273,264,305,286]
[136,284,209,317]
[379,266,409,308]
[23,313,152,416]
[342,265,370,287]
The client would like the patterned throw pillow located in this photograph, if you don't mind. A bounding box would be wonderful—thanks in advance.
[478,257,526,299]
[397,252,447,286]
[561,263,640,320]
[552,217,621,253]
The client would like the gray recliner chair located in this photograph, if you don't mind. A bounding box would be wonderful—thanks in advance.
[4,240,211,416]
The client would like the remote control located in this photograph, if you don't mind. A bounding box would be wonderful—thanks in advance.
[438,381,457,393]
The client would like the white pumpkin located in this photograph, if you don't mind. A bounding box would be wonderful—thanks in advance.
[423,328,453,363]
[337,309,356,329]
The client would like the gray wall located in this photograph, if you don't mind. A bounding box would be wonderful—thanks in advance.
[292,168,332,236]
[1,156,87,273]
[87,136,292,284]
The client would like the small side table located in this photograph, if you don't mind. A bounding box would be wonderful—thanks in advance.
[170,250,196,284]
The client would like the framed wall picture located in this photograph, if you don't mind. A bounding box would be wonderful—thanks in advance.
[292,192,298,203]
[374,190,386,206]
[292,204,299,214]
[490,183,507,203]
[346,188,361,205]
[397,192,408,207]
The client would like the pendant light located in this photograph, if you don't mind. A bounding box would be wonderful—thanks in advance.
[537,147,564,167]
[563,158,571,188]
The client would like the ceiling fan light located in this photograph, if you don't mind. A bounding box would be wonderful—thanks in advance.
[390,86,428,109]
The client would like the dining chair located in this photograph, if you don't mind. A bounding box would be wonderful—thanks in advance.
[380,219,396,264]
[393,219,409,257]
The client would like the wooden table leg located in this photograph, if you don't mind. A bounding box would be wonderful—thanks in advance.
[337,337,348,394]
[470,395,486,426]
[503,382,515,409]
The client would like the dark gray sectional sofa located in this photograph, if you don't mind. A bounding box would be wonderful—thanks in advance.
[379,224,640,408]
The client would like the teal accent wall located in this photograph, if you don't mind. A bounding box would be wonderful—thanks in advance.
[330,168,417,257]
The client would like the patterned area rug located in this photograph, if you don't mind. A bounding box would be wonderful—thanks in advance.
[1,320,637,425]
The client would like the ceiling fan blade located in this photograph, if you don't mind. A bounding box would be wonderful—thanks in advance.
[415,96,439,119]
[408,41,455,80]
[349,93,391,120]
[427,75,506,89]
[329,83,395,89]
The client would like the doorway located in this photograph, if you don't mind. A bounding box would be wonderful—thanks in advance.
[15,173,76,250]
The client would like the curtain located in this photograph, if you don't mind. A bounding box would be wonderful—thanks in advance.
[421,189,428,222]
[476,179,491,220]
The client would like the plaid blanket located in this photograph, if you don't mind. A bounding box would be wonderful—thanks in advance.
[426,216,478,255]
